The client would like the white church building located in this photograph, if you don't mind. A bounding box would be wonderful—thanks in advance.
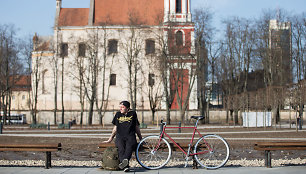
[31,0,199,124]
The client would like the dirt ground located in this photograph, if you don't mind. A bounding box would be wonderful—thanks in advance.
[0,125,305,163]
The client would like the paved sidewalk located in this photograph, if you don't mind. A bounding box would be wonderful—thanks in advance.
[0,166,305,174]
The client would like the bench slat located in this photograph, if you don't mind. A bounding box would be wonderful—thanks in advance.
[255,142,306,147]
[255,146,306,151]
[0,143,61,149]
[0,148,60,152]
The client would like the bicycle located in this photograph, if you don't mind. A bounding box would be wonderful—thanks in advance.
[136,116,230,170]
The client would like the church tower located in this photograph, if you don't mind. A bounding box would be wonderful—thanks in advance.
[164,0,192,23]
[163,0,195,110]
[163,0,194,55]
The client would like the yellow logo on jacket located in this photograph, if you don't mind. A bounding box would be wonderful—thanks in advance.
[117,116,133,123]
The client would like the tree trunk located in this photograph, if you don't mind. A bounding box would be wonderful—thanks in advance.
[54,84,57,125]
[61,57,65,124]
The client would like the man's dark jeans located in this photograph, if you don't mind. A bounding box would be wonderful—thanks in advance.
[115,134,137,162]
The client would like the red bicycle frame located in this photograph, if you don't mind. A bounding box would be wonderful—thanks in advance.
[156,121,213,157]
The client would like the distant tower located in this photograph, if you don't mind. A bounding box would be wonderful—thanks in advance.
[269,19,292,85]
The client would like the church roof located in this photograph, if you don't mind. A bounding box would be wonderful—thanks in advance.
[57,0,164,27]
[58,8,89,26]
[10,75,31,91]
[94,0,164,26]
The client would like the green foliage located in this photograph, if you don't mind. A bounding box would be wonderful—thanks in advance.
[58,124,69,129]
[139,123,147,129]
[29,123,47,129]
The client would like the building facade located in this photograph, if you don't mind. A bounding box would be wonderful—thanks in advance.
[31,0,198,124]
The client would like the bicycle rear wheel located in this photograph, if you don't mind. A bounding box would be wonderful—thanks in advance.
[136,135,172,170]
[194,134,229,169]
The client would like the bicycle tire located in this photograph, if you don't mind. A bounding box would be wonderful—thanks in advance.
[136,135,172,170]
[194,134,230,169]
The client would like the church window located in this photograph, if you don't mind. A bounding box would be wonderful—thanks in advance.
[148,73,155,86]
[108,39,118,55]
[60,43,68,57]
[110,74,116,86]
[176,31,183,46]
[176,0,182,13]
[145,39,155,55]
[78,43,86,57]
[42,70,47,94]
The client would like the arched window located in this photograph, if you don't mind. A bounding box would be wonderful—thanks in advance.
[176,31,183,46]
[176,0,182,13]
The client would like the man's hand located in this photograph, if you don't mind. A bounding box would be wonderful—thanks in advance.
[103,126,117,143]
[102,139,112,143]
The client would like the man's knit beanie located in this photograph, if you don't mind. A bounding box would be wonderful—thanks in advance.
[120,101,130,109]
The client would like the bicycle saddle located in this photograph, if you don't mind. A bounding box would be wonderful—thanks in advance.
[191,116,204,120]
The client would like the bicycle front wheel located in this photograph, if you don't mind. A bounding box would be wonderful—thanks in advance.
[194,134,230,169]
[136,135,172,170]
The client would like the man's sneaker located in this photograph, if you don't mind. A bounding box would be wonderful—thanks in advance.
[123,167,130,172]
[119,159,129,169]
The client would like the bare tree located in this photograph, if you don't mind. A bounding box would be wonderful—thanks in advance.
[154,26,173,124]
[120,11,145,111]
[0,24,23,124]
[291,13,306,129]
[31,35,45,124]
[54,29,66,124]
[20,34,33,117]
[143,49,163,124]
[69,40,86,126]
[82,28,99,125]
[218,17,258,124]
[94,25,114,126]
[193,7,216,124]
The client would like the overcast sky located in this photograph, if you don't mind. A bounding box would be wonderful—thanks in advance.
[0,0,305,38]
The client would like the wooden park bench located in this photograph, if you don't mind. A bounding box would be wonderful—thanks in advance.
[254,141,306,168]
[0,143,62,169]
[98,142,199,168]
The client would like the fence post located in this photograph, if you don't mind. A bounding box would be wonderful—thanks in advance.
[299,116,303,130]
[0,122,3,134]
[160,119,164,138]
